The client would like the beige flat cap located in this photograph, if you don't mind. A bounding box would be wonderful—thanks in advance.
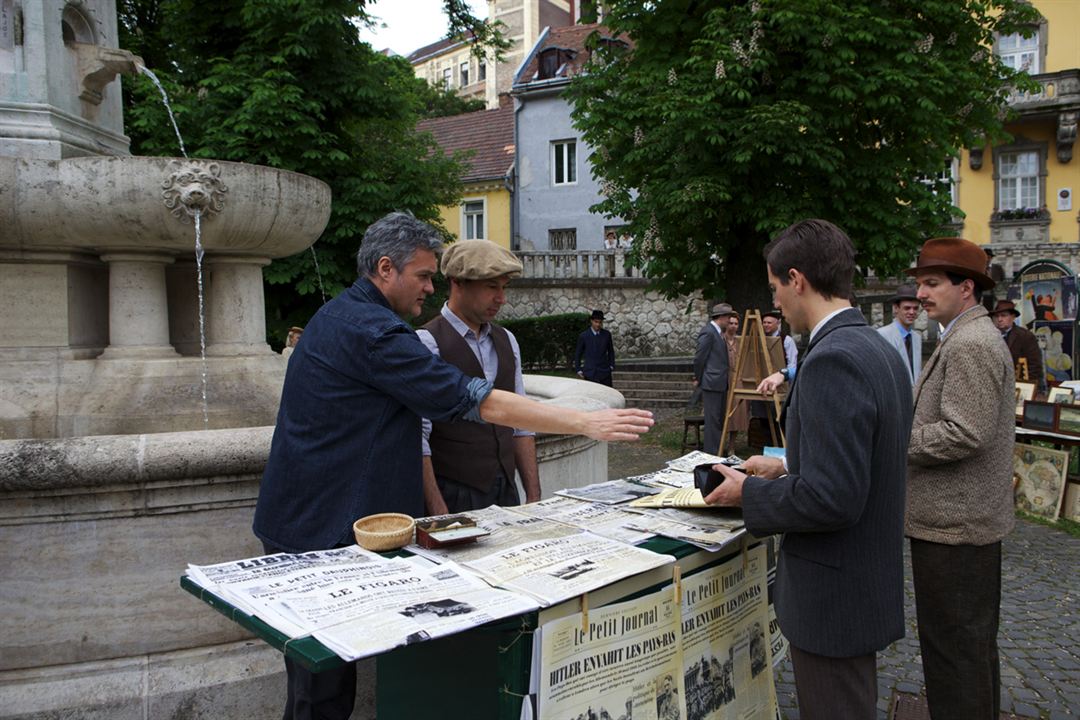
[441,240,523,280]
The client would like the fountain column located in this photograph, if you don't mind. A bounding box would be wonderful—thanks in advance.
[98,252,180,358]
[204,255,273,355]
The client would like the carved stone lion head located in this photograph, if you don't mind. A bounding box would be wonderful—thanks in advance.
[161,161,228,222]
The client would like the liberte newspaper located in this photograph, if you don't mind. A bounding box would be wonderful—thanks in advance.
[681,545,777,720]
[537,584,685,720]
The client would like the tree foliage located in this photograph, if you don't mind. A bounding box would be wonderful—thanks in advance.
[567,0,1040,309]
[117,0,498,335]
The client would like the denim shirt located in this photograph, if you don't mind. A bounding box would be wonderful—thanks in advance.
[253,277,493,552]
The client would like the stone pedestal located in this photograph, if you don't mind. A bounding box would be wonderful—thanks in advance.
[205,256,272,356]
[99,252,179,359]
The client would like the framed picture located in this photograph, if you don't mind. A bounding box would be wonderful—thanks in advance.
[1048,386,1075,404]
[1022,400,1057,431]
[1013,443,1069,520]
[1056,404,1080,437]
[1015,382,1036,417]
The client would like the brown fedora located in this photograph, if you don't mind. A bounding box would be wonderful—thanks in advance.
[905,237,995,291]
[990,299,1021,317]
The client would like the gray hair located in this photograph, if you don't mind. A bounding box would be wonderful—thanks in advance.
[356,212,444,277]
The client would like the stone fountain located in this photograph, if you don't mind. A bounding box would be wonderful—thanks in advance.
[0,2,619,717]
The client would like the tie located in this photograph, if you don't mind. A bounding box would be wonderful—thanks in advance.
[904,333,914,380]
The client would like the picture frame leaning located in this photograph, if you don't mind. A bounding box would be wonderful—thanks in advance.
[1015,382,1036,418]
[1013,443,1069,520]
[1022,400,1057,432]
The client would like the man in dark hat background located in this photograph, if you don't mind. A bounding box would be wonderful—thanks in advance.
[417,240,540,515]
[694,303,737,454]
[877,285,922,386]
[990,299,1044,389]
[761,309,798,377]
[906,237,1015,720]
[574,309,616,386]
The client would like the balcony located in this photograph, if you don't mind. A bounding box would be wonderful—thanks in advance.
[1007,69,1079,163]
[516,250,647,283]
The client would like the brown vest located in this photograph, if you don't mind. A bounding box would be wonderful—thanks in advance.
[424,315,517,491]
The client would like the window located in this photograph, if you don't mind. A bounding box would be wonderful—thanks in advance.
[549,228,577,251]
[921,159,959,208]
[477,60,486,82]
[442,67,452,89]
[460,61,469,87]
[552,140,577,186]
[462,199,485,240]
[998,151,1039,210]
[997,32,1039,74]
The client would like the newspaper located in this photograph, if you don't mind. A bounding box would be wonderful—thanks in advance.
[512,496,655,545]
[464,531,675,606]
[681,545,777,720]
[406,505,581,565]
[624,469,695,489]
[665,451,725,473]
[554,478,657,504]
[271,559,540,661]
[622,513,744,553]
[185,546,380,615]
[630,487,714,509]
[538,585,685,720]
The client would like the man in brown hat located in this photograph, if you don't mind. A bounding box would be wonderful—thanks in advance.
[991,299,1044,388]
[417,239,540,514]
[905,237,1015,720]
[694,303,737,454]
[876,285,922,385]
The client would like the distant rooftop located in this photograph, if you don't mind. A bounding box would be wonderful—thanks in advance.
[416,95,515,183]
[406,31,476,64]
[515,23,627,86]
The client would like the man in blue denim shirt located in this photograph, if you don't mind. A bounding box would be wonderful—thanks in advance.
[253,212,653,720]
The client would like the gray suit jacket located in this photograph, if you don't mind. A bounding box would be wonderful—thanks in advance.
[743,308,913,657]
[693,321,728,392]
[877,321,922,385]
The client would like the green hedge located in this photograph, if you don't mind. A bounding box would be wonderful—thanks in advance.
[502,313,590,370]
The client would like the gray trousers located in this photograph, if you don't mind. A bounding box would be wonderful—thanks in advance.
[701,389,727,456]
[790,645,877,720]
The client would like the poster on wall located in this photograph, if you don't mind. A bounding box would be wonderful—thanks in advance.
[1034,321,1074,382]
[1062,277,1078,321]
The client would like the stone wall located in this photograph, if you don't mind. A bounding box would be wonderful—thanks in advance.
[501,277,708,359]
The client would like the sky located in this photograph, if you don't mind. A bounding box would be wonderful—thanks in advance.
[357,0,488,57]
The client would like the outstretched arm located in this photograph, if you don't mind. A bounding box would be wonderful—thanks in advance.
[479,389,653,441]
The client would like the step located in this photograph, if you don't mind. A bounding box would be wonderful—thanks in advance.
[612,371,694,383]
[617,387,695,401]
[614,379,696,391]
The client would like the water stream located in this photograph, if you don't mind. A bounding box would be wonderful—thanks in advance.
[310,246,328,304]
[136,65,187,158]
[194,211,209,427]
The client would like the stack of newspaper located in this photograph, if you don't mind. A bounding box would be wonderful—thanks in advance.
[186,547,539,661]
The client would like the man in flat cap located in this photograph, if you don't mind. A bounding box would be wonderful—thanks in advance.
[990,299,1044,389]
[877,285,922,386]
[694,303,737,454]
[417,239,540,514]
[574,310,616,386]
[906,237,1015,720]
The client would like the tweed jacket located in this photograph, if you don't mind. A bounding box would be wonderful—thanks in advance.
[693,321,729,392]
[1004,323,1044,385]
[907,305,1016,546]
[877,320,922,386]
[743,308,913,657]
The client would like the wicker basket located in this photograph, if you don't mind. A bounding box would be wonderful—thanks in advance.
[353,513,415,552]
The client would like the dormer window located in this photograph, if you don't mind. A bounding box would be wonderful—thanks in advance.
[537,47,575,80]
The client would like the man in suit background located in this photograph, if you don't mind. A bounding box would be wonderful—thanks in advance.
[693,303,736,455]
[990,299,1044,389]
[906,237,1015,719]
[417,240,541,515]
[877,284,923,386]
[574,310,616,386]
[705,219,913,719]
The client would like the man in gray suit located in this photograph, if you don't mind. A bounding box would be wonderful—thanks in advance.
[705,219,913,719]
[694,303,736,454]
[877,284,922,385]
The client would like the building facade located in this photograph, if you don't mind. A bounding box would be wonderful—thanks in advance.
[511,23,627,251]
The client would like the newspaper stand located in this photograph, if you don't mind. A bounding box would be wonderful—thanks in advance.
[180,536,763,719]
[720,310,787,451]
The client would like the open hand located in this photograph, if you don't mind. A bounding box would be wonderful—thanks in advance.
[582,408,654,442]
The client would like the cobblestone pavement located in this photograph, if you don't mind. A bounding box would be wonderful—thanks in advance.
[608,434,1080,720]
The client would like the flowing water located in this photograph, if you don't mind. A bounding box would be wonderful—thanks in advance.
[136,65,187,158]
[194,211,209,427]
[310,246,328,304]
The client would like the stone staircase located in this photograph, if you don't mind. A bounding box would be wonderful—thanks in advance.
[612,358,697,410]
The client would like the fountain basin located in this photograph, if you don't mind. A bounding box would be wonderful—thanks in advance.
[1,156,331,256]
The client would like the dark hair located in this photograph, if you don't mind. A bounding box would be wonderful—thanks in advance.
[356,212,443,277]
[945,271,984,302]
[763,219,854,300]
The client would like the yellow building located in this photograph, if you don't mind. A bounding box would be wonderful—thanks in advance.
[956,1,1079,250]
[417,96,515,249]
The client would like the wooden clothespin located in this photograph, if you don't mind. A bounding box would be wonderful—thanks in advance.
[672,564,682,604]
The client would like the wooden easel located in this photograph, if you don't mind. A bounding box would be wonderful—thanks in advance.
[719,310,787,453]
